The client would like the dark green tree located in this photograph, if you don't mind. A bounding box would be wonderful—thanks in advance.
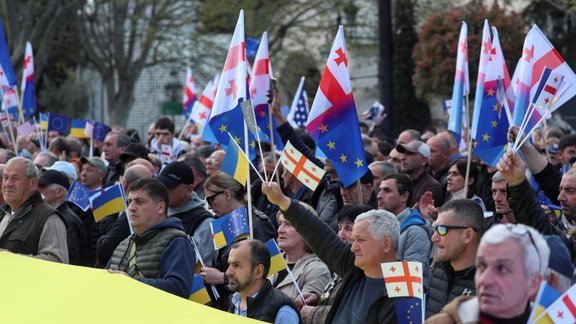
[390,0,430,136]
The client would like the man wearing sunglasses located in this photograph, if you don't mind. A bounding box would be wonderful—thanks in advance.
[426,199,484,318]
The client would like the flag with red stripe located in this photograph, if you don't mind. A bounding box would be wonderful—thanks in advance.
[280,141,326,191]
[381,261,424,299]
[541,284,576,323]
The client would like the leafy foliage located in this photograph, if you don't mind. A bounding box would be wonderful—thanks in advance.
[413,2,526,102]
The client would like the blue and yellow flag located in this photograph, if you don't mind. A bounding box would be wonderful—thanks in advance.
[40,113,48,130]
[70,119,88,138]
[89,184,126,222]
[530,281,561,323]
[210,207,249,250]
[265,239,286,276]
[221,134,249,186]
[189,274,211,305]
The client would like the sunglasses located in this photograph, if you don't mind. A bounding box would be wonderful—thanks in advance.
[504,224,542,272]
[434,224,478,236]
[206,191,225,206]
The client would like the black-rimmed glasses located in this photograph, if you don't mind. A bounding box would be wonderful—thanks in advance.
[206,191,225,206]
[434,224,478,236]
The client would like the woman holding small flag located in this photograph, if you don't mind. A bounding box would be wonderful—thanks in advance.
[200,171,276,311]
[270,206,331,306]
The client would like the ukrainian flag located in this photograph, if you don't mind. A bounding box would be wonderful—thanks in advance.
[265,239,286,276]
[40,113,48,130]
[220,134,249,186]
[189,274,211,305]
[70,119,87,138]
[530,281,560,323]
[90,184,126,222]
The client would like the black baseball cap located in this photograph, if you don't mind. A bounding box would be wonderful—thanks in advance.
[156,161,194,189]
[38,170,70,190]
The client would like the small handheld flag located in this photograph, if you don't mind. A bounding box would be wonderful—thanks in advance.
[67,181,91,212]
[89,184,126,222]
[189,274,211,305]
[382,261,424,299]
[210,207,250,250]
[280,141,326,191]
[221,134,249,186]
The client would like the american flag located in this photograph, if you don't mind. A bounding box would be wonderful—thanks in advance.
[287,76,309,129]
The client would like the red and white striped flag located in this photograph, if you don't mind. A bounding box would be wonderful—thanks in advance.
[280,141,325,191]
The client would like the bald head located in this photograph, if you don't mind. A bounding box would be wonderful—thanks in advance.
[126,158,155,175]
[122,164,154,190]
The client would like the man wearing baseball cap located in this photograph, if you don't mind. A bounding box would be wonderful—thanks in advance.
[38,170,86,265]
[396,140,443,207]
[157,161,215,265]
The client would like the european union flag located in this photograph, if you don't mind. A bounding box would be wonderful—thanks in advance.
[67,181,90,212]
[245,37,259,58]
[47,113,69,135]
[473,78,510,166]
[93,121,111,142]
[395,298,422,324]
[0,17,16,87]
[210,206,249,250]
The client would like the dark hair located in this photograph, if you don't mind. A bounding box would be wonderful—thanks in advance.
[128,178,169,215]
[126,128,141,143]
[382,173,413,204]
[337,204,373,224]
[180,153,207,179]
[377,141,394,156]
[49,137,69,155]
[439,199,485,238]
[154,117,175,134]
[558,134,576,151]
[449,159,479,198]
[294,128,316,151]
[196,145,215,160]
[231,239,271,277]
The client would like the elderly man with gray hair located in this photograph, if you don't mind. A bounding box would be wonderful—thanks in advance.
[262,181,406,323]
[427,223,550,323]
[0,157,68,263]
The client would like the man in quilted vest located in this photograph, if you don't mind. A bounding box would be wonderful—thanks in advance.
[107,178,196,298]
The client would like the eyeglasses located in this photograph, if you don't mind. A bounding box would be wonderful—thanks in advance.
[206,191,225,206]
[504,224,542,273]
[434,224,478,236]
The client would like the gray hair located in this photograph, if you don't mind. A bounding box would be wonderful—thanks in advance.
[355,209,400,250]
[369,161,397,177]
[481,224,550,276]
[7,157,39,178]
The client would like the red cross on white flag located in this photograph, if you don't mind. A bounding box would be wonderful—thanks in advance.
[279,140,326,191]
[381,261,424,299]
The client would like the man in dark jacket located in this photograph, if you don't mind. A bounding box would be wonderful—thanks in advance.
[107,178,196,298]
[38,169,86,265]
[156,161,215,265]
[497,150,576,263]
[262,181,404,324]
[227,239,300,323]
[0,157,68,263]
[426,199,484,318]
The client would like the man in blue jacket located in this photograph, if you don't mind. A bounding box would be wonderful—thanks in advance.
[107,178,196,298]
[377,173,431,287]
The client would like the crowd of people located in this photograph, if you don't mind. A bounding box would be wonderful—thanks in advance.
[1,91,576,323]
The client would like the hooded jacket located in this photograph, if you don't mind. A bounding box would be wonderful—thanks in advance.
[397,207,431,287]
